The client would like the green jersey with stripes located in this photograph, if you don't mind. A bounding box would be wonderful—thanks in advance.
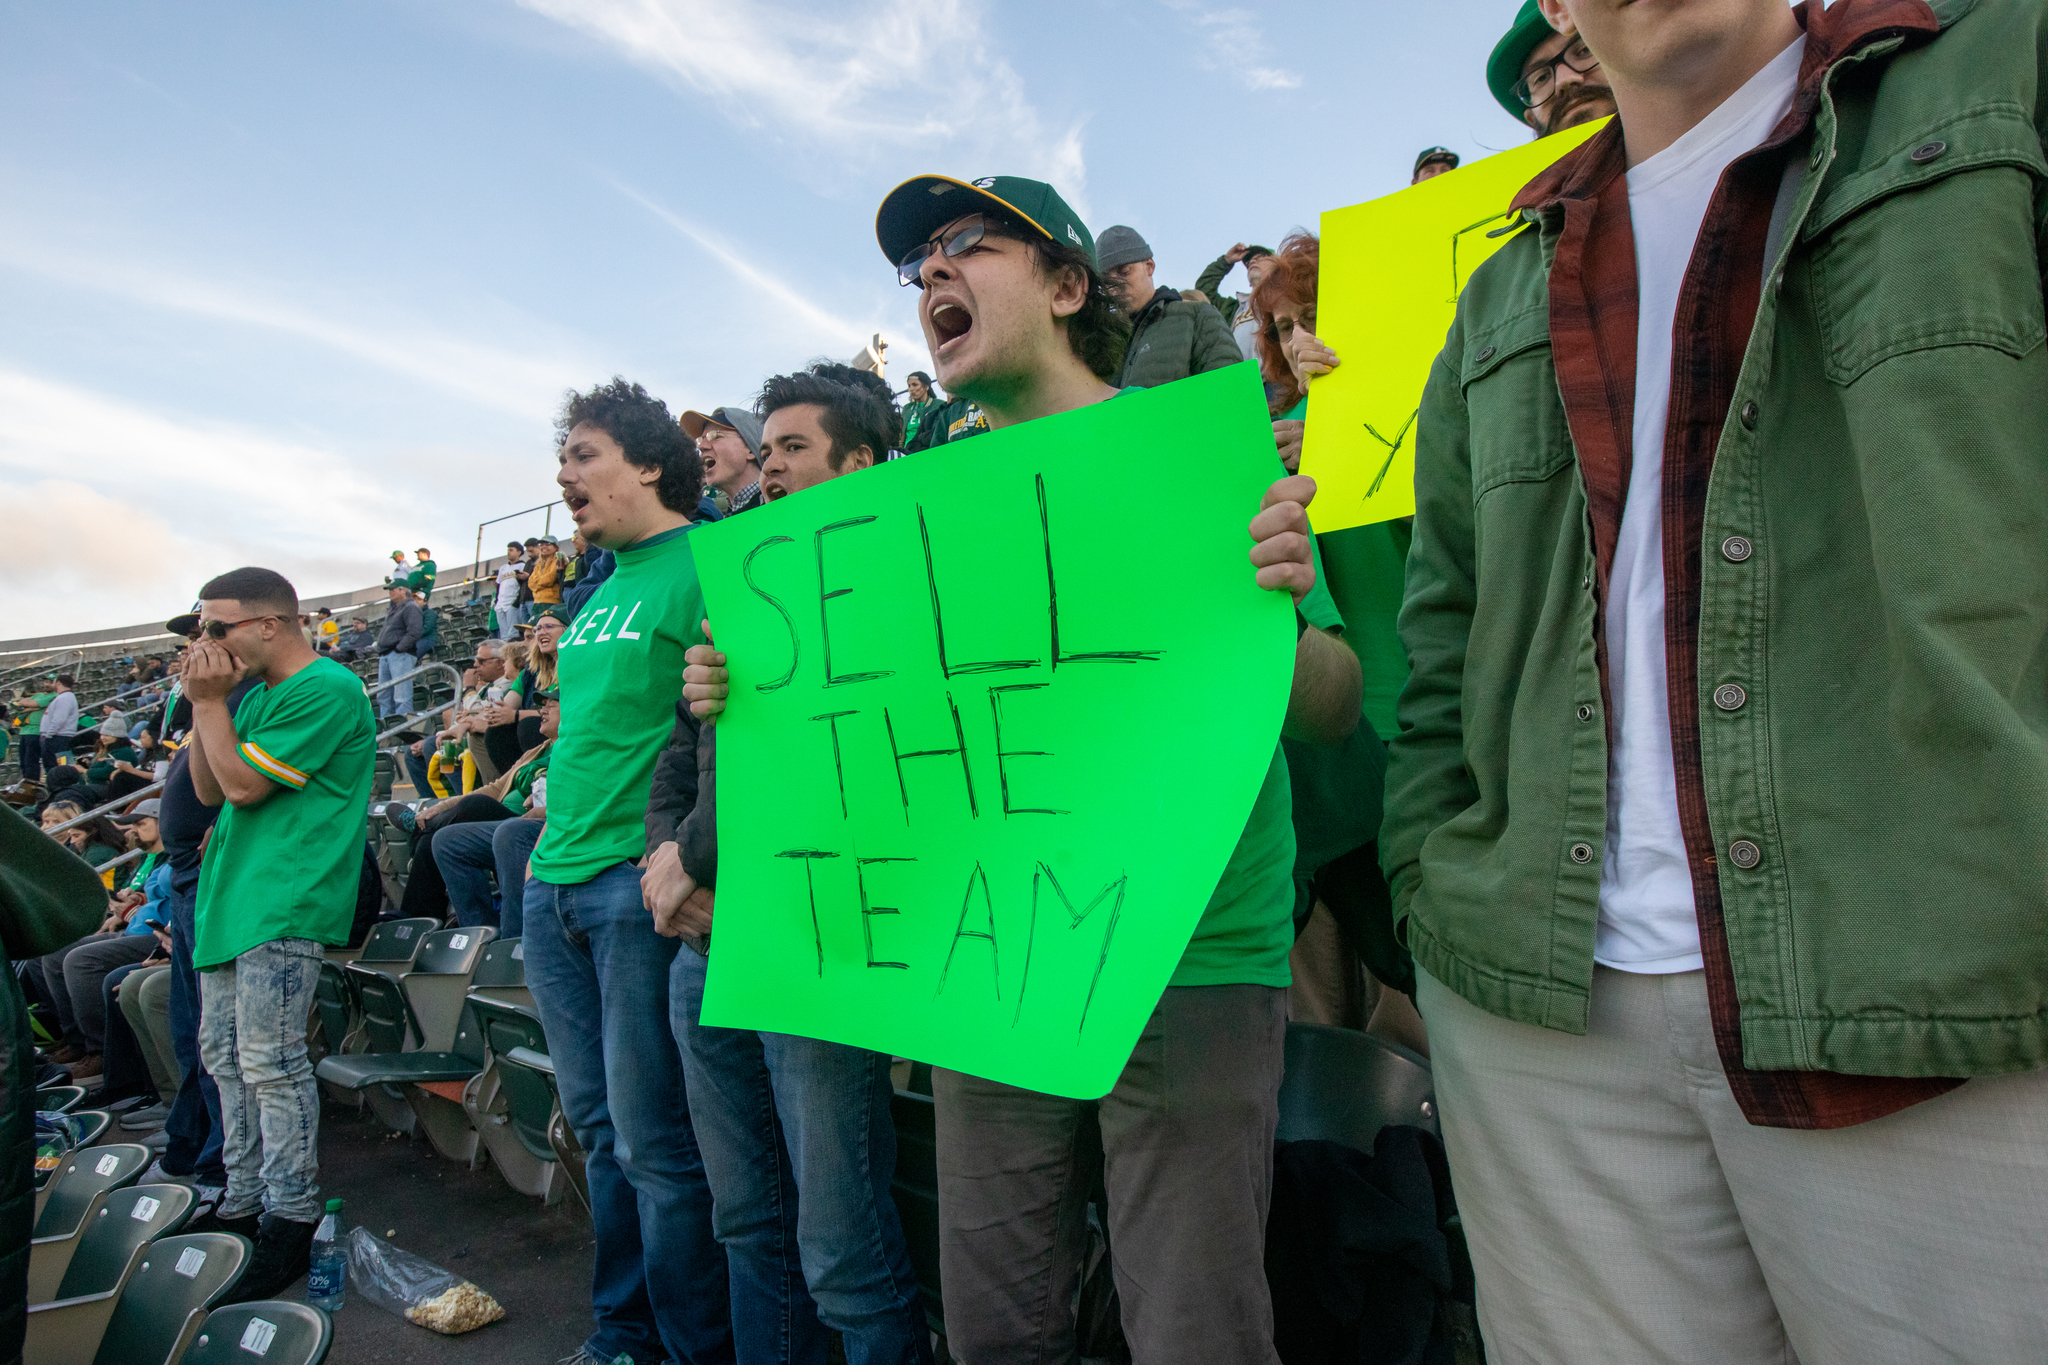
[194,656,375,969]
[531,524,707,885]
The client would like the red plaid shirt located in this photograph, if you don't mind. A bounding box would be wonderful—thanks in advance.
[1513,0,1959,1129]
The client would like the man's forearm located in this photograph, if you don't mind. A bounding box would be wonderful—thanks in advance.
[1282,626,1363,746]
[190,699,277,808]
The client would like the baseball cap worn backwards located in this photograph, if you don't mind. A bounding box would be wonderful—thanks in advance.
[876,175,1095,270]
[1488,0,1557,120]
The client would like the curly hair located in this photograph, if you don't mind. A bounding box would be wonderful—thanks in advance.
[757,362,901,467]
[556,377,705,515]
[1251,232,1321,416]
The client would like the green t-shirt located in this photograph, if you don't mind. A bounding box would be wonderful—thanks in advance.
[408,559,437,594]
[531,525,707,884]
[1286,397,1412,738]
[1170,747,1297,988]
[20,692,52,736]
[194,656,375,969]
[505,742,550,811]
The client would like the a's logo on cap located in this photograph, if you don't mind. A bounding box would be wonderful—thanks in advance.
[973,177,996,188]
[1067,225,1083,245]
[929,184,952,195]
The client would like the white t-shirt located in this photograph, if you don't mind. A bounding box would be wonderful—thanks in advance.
[1595,36,1804,974]
[494,560,523,610]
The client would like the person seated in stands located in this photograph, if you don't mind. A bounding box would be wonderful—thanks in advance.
[106,729,166,801]
[485,606,562,770]
[313,607,340,653]
[428,689,557,938]
[38,798,123,868]
[84,730,140,789]
[403,639,514,793]
[387,692,555,926]
[26,799,172,1081]
[332,615,373,661]
[96,702,129,743]
[655,363,931,1360]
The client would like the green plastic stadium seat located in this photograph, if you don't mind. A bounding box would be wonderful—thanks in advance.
[175,1301,332,1365]
[352,918,438,966]
[311,961,357,1060]
[25,1183,196,1356]
[66,1109,114,1150]
[35,1143,152,1241]
[36,1084,86,1114]
[81,1232,251,1365]
[1275,1023,1437,1151]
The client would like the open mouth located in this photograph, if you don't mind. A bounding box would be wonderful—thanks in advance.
[564,493,591,520]
[929,298,974,352]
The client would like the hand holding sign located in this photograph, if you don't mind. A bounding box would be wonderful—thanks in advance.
[688,363,1293,1098]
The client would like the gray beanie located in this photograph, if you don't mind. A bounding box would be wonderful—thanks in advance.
[1094,225,1152,272]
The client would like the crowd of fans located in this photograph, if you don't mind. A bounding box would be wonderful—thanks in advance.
[11,3,2048,1363]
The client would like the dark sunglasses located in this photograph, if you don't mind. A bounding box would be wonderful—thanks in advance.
[897,214,1022,288]
[202,614,279,640]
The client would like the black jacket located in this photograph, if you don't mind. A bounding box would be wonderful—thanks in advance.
[646,700,716,890]
[375,601,422,656]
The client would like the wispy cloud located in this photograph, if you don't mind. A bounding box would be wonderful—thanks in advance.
[510,0,1087,199]
[608,180,874,351]
[1162,0,1303,92]
[0,238,594,421]
[0,368,436,632]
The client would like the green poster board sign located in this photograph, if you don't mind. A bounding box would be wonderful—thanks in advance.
[692,362,1293,1098]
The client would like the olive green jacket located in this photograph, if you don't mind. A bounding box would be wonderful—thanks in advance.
[1384,0,2048,1078]
[1111,287,1243,388]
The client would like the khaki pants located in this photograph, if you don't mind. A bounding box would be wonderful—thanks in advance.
[118,962,178,1102]
[1417,965,2048,1364]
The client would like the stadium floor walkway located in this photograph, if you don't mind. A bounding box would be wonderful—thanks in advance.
[315,1099,593,1364]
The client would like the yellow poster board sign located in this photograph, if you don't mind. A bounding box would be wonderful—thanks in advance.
[1301,120,1608,531]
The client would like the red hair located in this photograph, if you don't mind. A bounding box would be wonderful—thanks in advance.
[1251,232,1321,416]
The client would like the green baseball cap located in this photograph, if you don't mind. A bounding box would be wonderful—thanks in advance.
[1487,0,1556,122]
[875,175,1095,272]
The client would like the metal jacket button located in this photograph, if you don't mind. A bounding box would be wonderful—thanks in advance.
[1729,840,1762,869]
[1722,535,1753,562]
[1809,146,1825,169]
[1577,704,1594,722]
[1910,140,1947,163]
[1475,345,1496,364]
[1740,400,1759,429]
[1713,683,1746,711]
[1570,842,1594,864]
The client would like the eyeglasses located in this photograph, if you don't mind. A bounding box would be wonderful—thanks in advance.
[1512,38,1599,109]
[897,214,1021,288]
[201,615,279,640]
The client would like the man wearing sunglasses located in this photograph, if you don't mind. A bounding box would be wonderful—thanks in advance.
[1488,0,1617,137]
[179,566,374,1301]
[685,174,1360,1363]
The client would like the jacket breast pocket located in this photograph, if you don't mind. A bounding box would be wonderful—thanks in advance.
[1805,112,2048,385]
[1459,306,1572,499]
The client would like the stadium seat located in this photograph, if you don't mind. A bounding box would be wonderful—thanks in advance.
[311,960,357,1059]
[52,1232,251,1365]
[174,1301,332,1365]
[888,1088,946,1344]
[36,1084,86,1114]
[465,995,564,1202]
[34,1143,152,1240]
[345,926,494,1054]
[68,1110,114,1150]
[27,1183,194,1327]
[1275,1023,1438,1150]
[348,917,439,967]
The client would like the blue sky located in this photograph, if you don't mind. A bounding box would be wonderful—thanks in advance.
[1,0,1533,636]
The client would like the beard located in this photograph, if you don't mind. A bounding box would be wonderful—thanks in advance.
[1543,81,1618,134]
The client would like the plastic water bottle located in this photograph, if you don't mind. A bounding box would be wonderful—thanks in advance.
[307,1198,346,1311]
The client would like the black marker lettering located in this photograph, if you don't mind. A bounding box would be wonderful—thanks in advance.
[883,693,978,822]
[856,856,915,970]
[745,537,801,693]
[989,684,1066,817]
[1038,474,1163,669]
[817,517,894,688]
[809,711,858,819]
[935,861,999,1000]
[775,849,841,977]
[919,504,1035,678]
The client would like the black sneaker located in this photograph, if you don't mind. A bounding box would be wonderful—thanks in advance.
[228,1214,317,1302]
[186,1206,263,1240]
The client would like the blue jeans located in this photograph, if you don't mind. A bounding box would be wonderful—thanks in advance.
[672,948,930,1365]
[164,869,225,1185]
[375,651,416,718]
[434,817,544,937]
[523,863,734,1365]
[198,937,324,1224]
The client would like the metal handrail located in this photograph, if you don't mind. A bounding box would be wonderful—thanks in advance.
[366,660,467,744]
[472,501,560,591]
[100,847,145,876]
[377,695,463,745]
[44,780,167,834]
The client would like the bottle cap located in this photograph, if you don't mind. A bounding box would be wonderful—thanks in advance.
[326,1198,343,1211]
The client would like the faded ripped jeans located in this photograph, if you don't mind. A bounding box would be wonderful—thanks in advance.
[197,936,324,1225]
